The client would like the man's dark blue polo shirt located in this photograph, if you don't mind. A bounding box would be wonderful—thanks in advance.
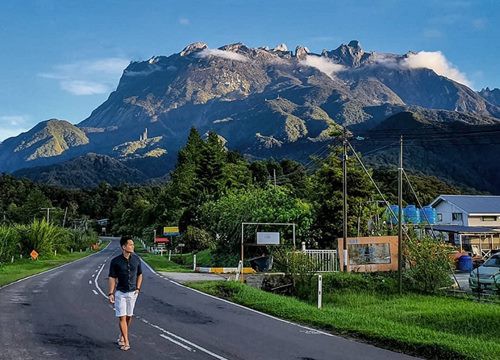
[108,254,142,293]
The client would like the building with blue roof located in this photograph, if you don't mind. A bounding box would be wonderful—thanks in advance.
[429,195,500,255]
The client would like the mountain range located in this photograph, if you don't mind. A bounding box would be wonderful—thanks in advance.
[1,40,499,192]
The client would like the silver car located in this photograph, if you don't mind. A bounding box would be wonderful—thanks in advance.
[469,253,500,291]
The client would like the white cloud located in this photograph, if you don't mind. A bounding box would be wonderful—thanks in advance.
[0,115,30,142]
[39,57,129,96]
[124,64,163,77]
[179,17,190,26]
[372,53,400,68]
[401,51,471,86]
[60,80,110,95]
[197,49,249,62]
[299,55,345,79]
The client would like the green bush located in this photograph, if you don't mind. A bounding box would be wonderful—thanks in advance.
[322,272,398,294]
[404,235,454,293]
[273,248,319,300]
[68,228,98,252]
[16,219,69,255]
[0,226,21,264]
[180,226,215,252]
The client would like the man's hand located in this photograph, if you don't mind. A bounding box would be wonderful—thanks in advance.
[108,293,115,304]
[134,289,140,296]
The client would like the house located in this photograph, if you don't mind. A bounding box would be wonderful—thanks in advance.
[429,195,500,256]
[430,195,500,227]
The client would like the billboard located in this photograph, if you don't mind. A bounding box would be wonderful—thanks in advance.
[163,226,180,236]
[256,232,280,245]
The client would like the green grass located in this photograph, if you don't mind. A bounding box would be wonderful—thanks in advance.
[136,246,213,272]
[189,281,500,360]
[138,251,193,272]
[0,241,109,287]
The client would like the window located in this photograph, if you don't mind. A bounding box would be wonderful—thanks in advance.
[452,213,463,221]
[481,216,497,222]
[437,213,443,222]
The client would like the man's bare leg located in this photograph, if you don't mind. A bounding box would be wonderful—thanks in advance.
[118,317,132,344]
[119,316,129,346]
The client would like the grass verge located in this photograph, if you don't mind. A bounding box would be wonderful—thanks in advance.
[189,281,500,360]
[0,241,109,287]
[136,247,212,272]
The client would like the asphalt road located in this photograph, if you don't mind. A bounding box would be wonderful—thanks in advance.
[0,238,418,359]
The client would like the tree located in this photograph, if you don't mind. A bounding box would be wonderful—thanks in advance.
[199,186,313,260]
[309,146,373,248]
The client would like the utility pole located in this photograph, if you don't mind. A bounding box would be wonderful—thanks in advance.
[62,207,68,227]
[342,128,348,272]
[398,135,403,294]
[273,169,277,187]
[40,207,55,223]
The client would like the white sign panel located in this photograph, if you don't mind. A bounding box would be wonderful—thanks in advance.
[257,232,280,245]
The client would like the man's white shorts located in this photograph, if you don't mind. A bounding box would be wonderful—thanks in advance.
[114,290,138,317]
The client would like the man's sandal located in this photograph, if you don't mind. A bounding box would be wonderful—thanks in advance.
[117,338,125,346]
[120,345,131,351]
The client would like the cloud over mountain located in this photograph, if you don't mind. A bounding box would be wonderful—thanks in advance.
[401,51,470,86]
[299,55,346,78]
[39,57,130,96]
[197,48,249,62]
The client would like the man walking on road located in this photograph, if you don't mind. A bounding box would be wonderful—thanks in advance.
[108,235,143,351]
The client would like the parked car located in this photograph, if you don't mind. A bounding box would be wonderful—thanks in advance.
[469,253,500,291]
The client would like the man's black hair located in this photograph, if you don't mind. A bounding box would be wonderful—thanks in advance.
[120,235,133,247]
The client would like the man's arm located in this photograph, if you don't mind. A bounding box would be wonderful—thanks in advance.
[108,277,117,303]
[135,274,143,295]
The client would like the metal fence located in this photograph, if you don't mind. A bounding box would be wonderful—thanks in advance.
[303,249,338,272]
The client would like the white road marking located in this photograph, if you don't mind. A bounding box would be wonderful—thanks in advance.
[141,318,228,360]
[92,274,95,277]
[92,290,98,295]
[159,334,193,352]
[88,280,92,285]
[94,260,109,297]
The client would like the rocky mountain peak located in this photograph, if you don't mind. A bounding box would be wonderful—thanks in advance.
[180,42,208,56]
[295,46,310,60]
[273,43,288,52]
[219,42,250,53]
[323,40,372,67]
[479,87,500,107]
[348,40,362,50]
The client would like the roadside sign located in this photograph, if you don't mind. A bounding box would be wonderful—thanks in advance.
[163,226,180,236]
[30,250,39,260]
[257,232,280,245]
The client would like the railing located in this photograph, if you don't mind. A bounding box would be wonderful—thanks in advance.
[303,249,338,272]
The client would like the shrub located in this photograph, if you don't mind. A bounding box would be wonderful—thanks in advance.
[0,225,21,264]
[273,248,319,300]
[180,226,215,252]
[322,272,398,294]
[16,219,69,255]
[403,235,454,293]
[68,228,98,252]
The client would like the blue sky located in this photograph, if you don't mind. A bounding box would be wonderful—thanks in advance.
[0,0,498,141]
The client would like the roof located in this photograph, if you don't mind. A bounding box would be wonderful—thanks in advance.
[427,225,500,234]
[430,195,500,214]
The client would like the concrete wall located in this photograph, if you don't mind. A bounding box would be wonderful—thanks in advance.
[468,215,500,227]
[434,201,468,226]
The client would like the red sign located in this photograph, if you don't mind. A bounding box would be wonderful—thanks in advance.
[154,237,170,244]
